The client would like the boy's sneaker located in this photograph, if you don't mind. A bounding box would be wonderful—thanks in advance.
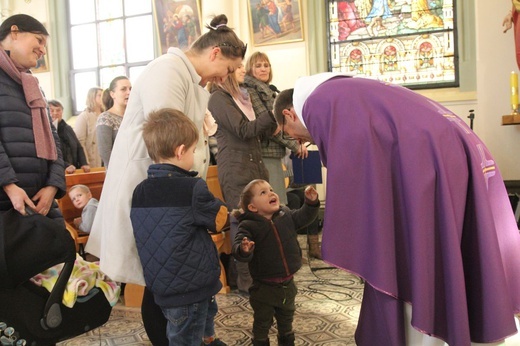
[201,338,227,346]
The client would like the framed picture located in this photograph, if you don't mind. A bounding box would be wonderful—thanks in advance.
[32,54,49,74]
[153,0,202,54]
[248,0,304,46]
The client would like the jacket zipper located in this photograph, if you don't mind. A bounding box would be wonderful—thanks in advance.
[271,221,290,276]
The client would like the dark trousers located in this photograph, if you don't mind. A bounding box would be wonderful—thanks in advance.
[249,278,297,340]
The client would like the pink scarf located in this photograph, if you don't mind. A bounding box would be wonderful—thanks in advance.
[233,87,256,121]
[0,48,57,160]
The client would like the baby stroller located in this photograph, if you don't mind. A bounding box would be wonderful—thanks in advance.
[0,208,112,345]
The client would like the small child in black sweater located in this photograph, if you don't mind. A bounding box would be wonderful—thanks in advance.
[232,179,319,346]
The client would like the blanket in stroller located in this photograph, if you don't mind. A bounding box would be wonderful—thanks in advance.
[30,254,120,308]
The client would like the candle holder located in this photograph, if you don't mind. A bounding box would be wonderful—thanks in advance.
[502,71,520,125]
[502,106,520,125]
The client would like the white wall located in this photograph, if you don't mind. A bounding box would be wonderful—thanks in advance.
[474,0,520,180]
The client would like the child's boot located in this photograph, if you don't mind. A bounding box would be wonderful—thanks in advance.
[307,234,322,259]
[277,332,295,346]
[251,338,270,346]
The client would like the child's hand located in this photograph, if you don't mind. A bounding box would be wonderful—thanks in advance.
[73,217,82,228]
[65,165,76,174]
[241,237,255,254]
[503,11,514,33]
[304,185,318,202]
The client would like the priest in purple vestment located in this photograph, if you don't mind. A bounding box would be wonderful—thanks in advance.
[273,73,520,346]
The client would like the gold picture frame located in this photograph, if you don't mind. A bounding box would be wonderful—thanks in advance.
[31,22,49,73]
[153,0,202,54]
[248,0,304,46]
[32,53,49,74]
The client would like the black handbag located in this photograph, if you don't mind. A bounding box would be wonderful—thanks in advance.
[0,207,76,289]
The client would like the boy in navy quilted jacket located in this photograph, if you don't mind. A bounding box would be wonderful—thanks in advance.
[232,179,319,346]
[130,108,229,346]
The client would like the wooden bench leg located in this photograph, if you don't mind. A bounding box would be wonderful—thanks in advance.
[78,244,87,260]
[124,283,145,307]
[218,256,230,294]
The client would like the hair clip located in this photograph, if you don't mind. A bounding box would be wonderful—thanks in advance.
[209,23,227,30]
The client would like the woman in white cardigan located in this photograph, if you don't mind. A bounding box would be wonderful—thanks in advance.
[86,14,246,346]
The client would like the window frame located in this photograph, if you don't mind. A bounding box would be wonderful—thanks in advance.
[66,0,154,114]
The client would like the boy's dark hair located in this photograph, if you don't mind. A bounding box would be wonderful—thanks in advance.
[238,179,266,212]
[273,88,294,125]
[0,14,49,41]
[142,108,199,163]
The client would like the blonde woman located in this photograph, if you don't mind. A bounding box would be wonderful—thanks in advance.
[244,52,307,206]
[74,87,104,168]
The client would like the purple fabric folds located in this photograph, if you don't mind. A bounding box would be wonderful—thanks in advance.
[302,77,520,345]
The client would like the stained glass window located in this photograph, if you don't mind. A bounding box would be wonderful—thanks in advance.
[326,0,457,89]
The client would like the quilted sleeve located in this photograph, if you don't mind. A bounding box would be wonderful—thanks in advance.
[192,179,229,232]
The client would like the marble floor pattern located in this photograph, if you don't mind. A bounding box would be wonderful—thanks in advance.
[57,235,364,346]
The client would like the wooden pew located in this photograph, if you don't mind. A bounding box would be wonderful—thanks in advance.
[56,167,106,259]
[206,165,232,294]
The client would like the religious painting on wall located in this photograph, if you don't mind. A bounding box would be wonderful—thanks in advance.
[248,0,304,46]
[153,0,202,54]
[326,0,458,89]
[32,54,49,74]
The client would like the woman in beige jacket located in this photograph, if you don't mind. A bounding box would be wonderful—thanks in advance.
[74,87,103,167]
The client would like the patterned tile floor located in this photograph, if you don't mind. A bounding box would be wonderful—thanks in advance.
[58,235,363,346]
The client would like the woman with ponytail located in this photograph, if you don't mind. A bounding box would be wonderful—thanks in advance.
[87,14,246,345]
[96,76,131,168]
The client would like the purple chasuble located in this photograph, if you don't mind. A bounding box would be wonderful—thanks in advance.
[302,77,520,345]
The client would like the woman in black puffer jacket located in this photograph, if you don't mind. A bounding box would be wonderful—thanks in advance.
[0,14,65,222]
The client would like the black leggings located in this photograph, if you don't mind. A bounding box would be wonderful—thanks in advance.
[141,287,168,346]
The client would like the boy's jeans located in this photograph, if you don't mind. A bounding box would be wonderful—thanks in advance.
[161,296,218,345]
